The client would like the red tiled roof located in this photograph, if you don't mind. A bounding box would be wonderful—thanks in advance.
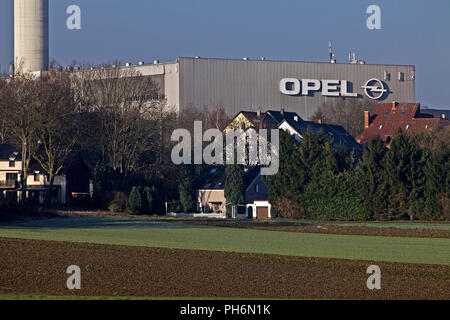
[357,103,444,144]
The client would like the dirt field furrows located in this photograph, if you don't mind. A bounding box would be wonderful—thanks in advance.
[0,238,448,299]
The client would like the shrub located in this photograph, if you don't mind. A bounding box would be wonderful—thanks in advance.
[108,200,127,213]
[305,170,370,221]
[128,186,144,214]
[143,185,156,213]
[108,200,126,212]
[168,200,183,213]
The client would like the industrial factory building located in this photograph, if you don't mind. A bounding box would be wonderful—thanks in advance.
[10,0,416,120]
[129,57,416,120]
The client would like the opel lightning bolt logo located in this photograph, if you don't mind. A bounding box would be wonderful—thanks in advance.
[362,78,387,100]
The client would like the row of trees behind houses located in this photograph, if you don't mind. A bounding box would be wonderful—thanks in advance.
[1,64,448,220]
[266,128,449,221]
[0,64,229,211]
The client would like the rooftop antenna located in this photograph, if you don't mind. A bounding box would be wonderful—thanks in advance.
[329,41,336,63]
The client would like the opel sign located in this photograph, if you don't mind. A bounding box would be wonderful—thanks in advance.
[361,78,387,100]
[280,78,387,100]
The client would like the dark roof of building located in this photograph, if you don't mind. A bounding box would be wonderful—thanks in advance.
[280,118,362,151]
[230,109,301,130]
[265,110,300,125]
[357,103,446,144]
[195,165,260,190]
[420,108,450,119]
[0,144,21,161]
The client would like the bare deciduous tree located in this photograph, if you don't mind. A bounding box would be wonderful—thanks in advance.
[0,72,41,202]
[72,62,170,175]
[311,98,375,137]
[31,70,79,203]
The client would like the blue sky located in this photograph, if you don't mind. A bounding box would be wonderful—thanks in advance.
[0,0,449,108]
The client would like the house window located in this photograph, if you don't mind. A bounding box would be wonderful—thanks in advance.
[6,173,18,185]
[378,125,383,130]
[255,183,259,193]
[405,124,409,130]
[34,174,40,182]
[9,161,15,168]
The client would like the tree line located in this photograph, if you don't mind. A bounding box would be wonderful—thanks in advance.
[1,65,448,220]
[0,64,230,211]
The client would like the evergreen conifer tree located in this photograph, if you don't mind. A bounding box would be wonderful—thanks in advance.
[128,186,143,214]
[179,165,196,213]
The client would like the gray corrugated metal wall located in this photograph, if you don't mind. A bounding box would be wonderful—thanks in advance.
[178,57,415,120]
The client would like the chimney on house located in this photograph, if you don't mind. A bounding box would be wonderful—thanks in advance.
[364,111,370,129]
[256,110,261,117]
[280,108,284,115]
[392,101,397,110]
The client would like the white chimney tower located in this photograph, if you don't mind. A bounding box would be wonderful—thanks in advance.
[14,0,49,73]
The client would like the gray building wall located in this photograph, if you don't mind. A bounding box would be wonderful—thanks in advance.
[127,62,180,111]
[178,57,415,120]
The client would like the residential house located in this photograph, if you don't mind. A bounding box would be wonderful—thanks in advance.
[278,117,362,152]
[195,165,272,219]
[245,173,272,219]
[196,166,227,215]
[0,144,21,203]
[225,109,361,151]
[223,109,300,133]
[0,144,92,205]
[356,102,448,145]
[193,108,360,219]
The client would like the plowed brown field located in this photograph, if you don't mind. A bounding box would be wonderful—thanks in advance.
[0,238,448,299]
